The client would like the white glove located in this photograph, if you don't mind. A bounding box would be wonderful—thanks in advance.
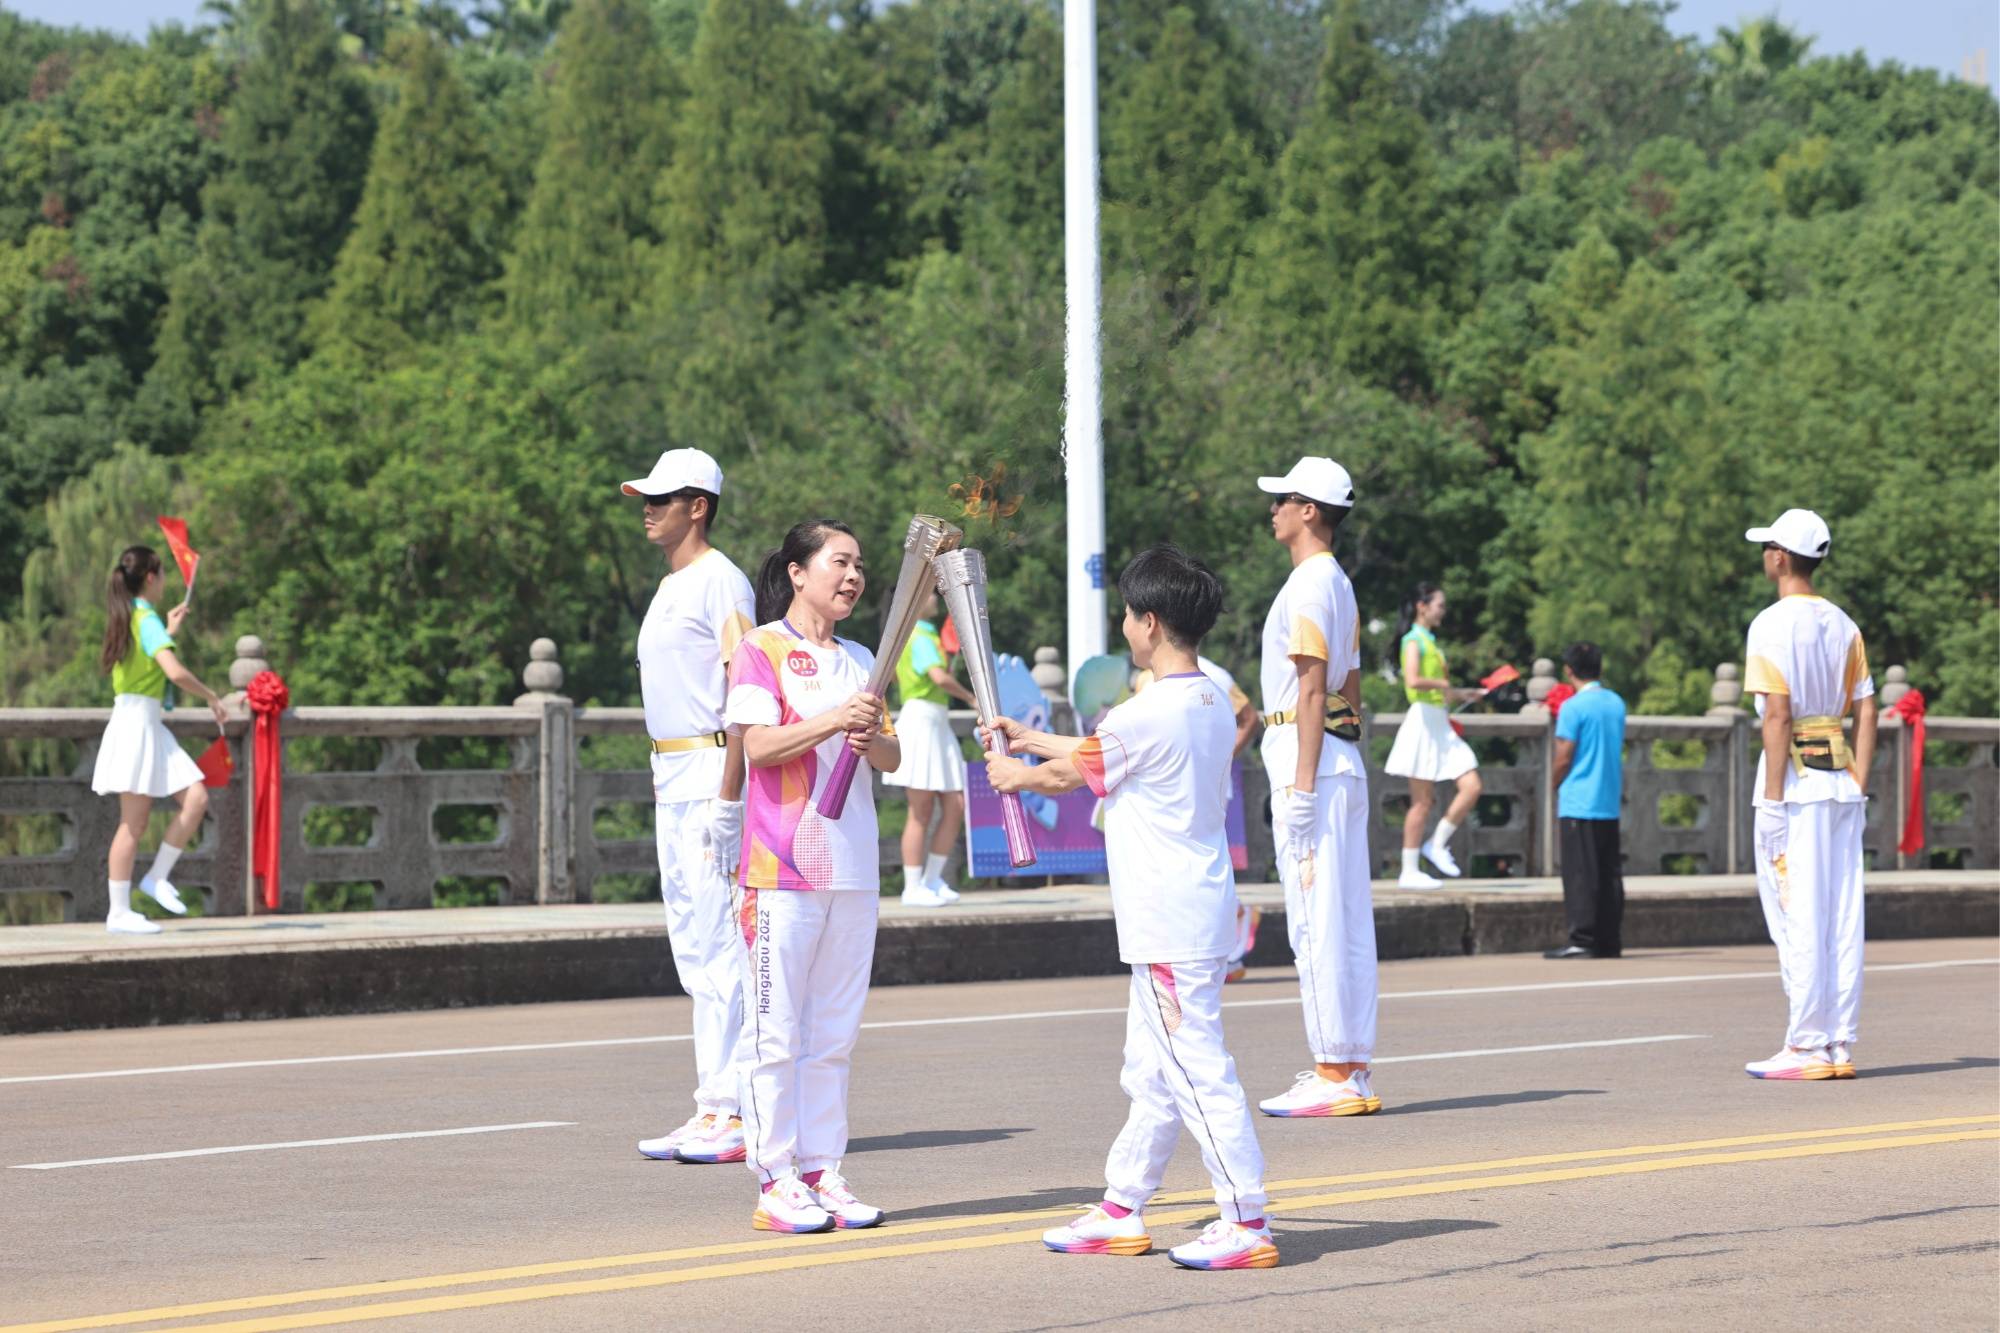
[1755,802,1788,865]
[708,798,745,878]
[1277,786,1320,857]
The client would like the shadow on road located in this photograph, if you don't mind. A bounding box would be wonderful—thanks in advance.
[1260,1214,1500,1265]
[847,1126,1035,1155]
[1851,1056,1999,1080]
[1382,1088,1607,1116]
[885,1184,1095,1223]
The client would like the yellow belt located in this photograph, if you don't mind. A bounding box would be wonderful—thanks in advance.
[1789,716,1852,776]
[1261,699,1361,741]
[652,732,727,754]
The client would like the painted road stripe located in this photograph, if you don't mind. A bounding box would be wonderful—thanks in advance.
[1374,1034,1703,1063]
[10,1116,1993,1333]
[5,957,1991,1088]
[36,1128,1999,1333]
[11,1122,573,1171]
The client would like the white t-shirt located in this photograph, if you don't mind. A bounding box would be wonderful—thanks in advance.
[1075,672,1240,965]
[1258,550,1364,789]
[1744,594,1874,806]
[1132,655,1251,716]
[637,548,755,804]
[724,623,890,891]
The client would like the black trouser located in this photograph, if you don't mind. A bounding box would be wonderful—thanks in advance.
[1559,817,1624,957]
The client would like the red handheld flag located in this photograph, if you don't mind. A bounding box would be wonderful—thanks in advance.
[195,736,234,788]
[156,516,200,592]
[1479,663,1521,692]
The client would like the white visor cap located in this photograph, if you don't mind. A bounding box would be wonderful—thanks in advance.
[621,447,723,499]
[1256,456,1356,508]
[1745,508,1830,559]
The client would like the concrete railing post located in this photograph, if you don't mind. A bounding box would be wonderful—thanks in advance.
[229,635,269,914]
[1708,663,1750,873]
[1880,666,1910,868]
[515,638,574,905]
[1518,660,1557,876]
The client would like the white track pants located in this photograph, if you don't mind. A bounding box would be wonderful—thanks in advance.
[1753,799,1865,1049]
[657,799,744,1116]
[738,888,878,1182]
[1274,775,1377,1063]
[1103,959,1268,1224]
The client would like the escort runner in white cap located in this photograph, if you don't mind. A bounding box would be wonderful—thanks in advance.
[1740,508,1877,1081]
[1251,457,1382,1118]
[624,448,759,1164]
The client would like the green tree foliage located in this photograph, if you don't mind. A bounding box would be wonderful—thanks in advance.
[501,0,674,329]
[1248,0,1448,389]
[0,0,1992,720]
[313,31,509,357]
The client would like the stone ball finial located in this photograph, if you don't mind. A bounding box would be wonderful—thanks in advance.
[1708,662,1747,716]
[1879,664,1909,707]
[229,635,270,692]
[522,638,564,695]
[1030,645,1066,700]
[1526,657,1557,703]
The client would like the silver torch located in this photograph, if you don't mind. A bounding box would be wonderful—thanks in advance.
[933,547,1037,867]
[816,514,964,820]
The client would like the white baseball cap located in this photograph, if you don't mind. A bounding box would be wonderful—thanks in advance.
[1745,508,1830,559]
[1257,456,1356,508]
[621,448,723,499]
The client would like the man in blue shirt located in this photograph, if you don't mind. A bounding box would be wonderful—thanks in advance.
[1546,642,1627,959]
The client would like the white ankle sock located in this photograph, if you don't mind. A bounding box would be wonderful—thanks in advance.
[143,841,184,888]
[1400,849,1419,874]
[1433,819,1459,846]
[109,880,133,915]
[902,866,922,893]
[923,852,948,885]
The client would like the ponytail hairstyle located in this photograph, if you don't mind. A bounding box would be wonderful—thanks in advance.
[755,518,858,626]
[1390,581,1443,669]
[100,545,163,674]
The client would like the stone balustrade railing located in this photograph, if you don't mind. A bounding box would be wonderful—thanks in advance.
[1,642,1992,922]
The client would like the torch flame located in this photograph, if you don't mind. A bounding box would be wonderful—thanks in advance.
[949,463,1024,524]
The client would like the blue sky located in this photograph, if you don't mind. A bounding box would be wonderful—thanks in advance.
[7,0,1996,84]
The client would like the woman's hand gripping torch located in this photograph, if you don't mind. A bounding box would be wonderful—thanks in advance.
[935,548,1037,868]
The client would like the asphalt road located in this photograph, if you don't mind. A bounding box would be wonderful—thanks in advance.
[4,939,1997,1331]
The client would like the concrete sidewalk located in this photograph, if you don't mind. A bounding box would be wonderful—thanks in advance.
[3,871,1994,1033]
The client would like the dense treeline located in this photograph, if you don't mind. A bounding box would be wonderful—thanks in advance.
[0,0,1994,718]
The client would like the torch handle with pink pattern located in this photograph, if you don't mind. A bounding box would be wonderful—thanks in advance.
[816,514,962,820]
[933,548,1037,868]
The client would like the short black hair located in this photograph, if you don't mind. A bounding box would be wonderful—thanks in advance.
[1788,551,1820,577]
[1562,641,1602,680]
[1306,501,1350,542]
[1118,543,1224,650]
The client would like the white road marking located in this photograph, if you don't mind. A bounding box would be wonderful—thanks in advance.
[1374,1034,1705,1064]
[11,1121,574,1170]
[3,957,1989,1087]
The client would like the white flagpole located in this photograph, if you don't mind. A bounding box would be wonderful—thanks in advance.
[1063,0,1107,682]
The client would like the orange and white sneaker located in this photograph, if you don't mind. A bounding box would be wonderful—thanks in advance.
[674,1114,746,1163]
[806,1169,884,1229]
[1042,1205,1151,1256]
[1828,1043,1856,1079]
[752,1176,834,1234]
[637,1112,709,1161]
[1744,1047,1837,1080]
[1257,1070,1376,1117]
[1168,1219,1279,1270]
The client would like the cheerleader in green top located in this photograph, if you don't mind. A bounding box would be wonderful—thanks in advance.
[90,545,229,935]
[1383,583,1485,889]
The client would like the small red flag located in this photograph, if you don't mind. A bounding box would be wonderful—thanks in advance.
[157,516,200,589]
[1479,663,1521,691]
[195,736,234,788]
[939,615,960,657]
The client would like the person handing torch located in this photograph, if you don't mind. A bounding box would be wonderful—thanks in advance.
[936,548,1037,868]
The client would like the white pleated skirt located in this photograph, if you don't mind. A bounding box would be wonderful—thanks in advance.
[883,698,965,792]
[91,694,203,798]
[1383,700,1479,782]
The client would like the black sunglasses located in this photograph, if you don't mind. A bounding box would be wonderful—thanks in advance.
[641,489,700,507]
[1274,493,1317,508]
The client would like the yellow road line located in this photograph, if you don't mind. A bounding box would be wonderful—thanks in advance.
[139,1129,2000,1333]
[8,1115,1994,1333]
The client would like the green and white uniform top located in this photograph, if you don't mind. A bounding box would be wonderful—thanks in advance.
[111,599,176,703]
[1400,626,1446,707]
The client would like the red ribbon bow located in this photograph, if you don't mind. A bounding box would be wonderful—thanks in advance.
[246,670,290,909]
[1885,688,1926,856]
[1544,681,1577,719]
